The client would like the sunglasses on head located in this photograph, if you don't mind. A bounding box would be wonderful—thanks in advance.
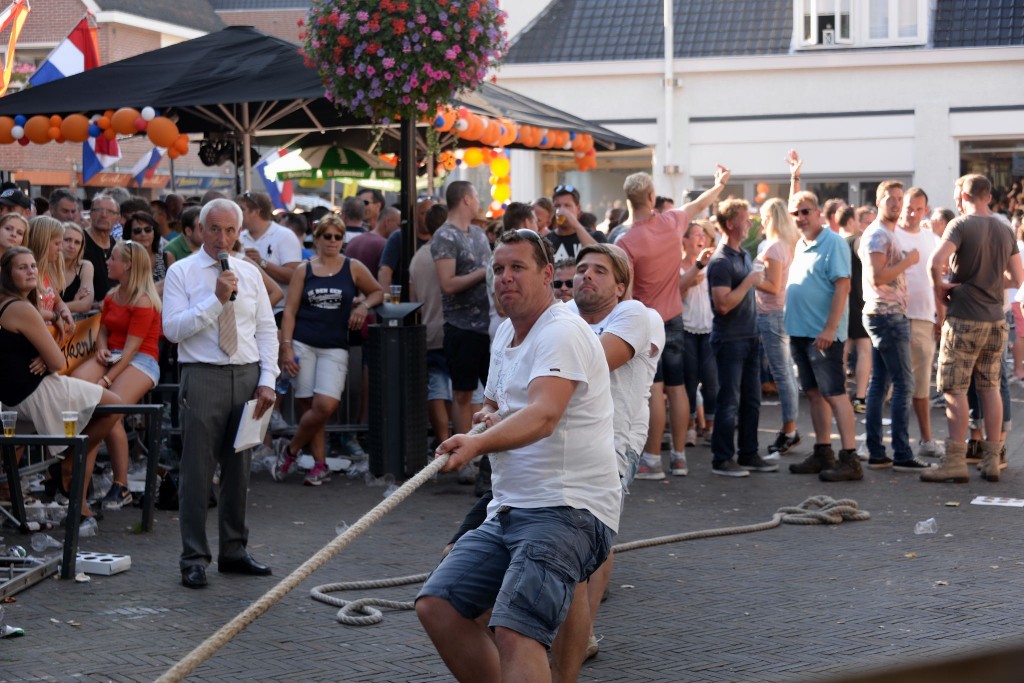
[790,207,814,217]
[552,279,573,289]
[132,226,154,235]
[512,228,553,265]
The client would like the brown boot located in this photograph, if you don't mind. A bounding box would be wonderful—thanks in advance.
[921,442,969,483]
[789,444,835,474]
[819,449,863,481]
[980,440,1001,482]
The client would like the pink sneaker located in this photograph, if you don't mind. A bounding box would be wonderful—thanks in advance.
[303,461,332,486]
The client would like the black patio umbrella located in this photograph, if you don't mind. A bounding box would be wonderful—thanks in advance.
[0,25,643,176]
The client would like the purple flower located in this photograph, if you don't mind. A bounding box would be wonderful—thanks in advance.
[356,10,369,21]
[359,24,369,35]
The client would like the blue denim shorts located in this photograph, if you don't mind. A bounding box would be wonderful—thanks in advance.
[426,350,452,402]
[790,336,845,397]
[654,315,685,386]
[417,506,613,647]
[127,352,160,387]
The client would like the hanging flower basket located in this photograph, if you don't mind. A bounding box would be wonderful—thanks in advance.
[300,0,508,124]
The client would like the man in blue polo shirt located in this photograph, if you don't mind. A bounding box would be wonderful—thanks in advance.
[784,191,861,481]
[706,198,774,477]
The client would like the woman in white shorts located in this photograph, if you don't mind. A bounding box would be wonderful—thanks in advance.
[272,214,383,486]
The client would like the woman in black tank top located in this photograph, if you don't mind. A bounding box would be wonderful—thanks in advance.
[0,247,121,524]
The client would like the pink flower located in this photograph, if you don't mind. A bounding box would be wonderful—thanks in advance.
[431,30,444,41]
[383,57,395,68]
[356,10,369,21]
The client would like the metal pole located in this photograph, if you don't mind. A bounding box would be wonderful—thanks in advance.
[398,118,417,301]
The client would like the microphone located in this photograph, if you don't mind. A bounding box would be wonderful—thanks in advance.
[217,251,237,301]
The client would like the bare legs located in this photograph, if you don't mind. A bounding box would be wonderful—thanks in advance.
[290,394,340,464]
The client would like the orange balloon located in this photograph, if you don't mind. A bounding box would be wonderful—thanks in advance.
[111,108,141,135]
[0,116,14,144]
[147,116,179,148]
[434,106,456,132]
[756,183,770,195]
[24,115,52,144]
[96,115,111,130]
[48,126,61,140]
[174,133,190,154]
[167,147,180,160]
[60,114,91,142]
[480,121,503,147]
[460,114,484,141]
[103,109,115,120]
[498,120,518,147]
[48,115,62,128]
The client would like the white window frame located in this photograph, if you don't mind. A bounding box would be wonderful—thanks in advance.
[795,0,854,48]
[862,0,928,46]
[794,0,928,49]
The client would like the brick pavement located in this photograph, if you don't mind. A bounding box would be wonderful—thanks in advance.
[2,392,1024,682]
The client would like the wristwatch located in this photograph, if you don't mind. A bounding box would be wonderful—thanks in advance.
[260,258,268,269]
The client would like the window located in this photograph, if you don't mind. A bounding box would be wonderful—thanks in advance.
[866,0,925,44]
[796,0,926,49]
[800,0,852,46]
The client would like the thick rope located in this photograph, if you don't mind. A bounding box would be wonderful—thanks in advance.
[310,494,870,624]
[155,450,453,683]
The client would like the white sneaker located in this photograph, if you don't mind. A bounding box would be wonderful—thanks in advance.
[269,411,289,433]
[685,429,696,447]
[856,442,869,461]
[918,439,944,458]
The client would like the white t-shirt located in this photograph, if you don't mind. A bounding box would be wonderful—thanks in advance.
[485,304,621,533]
[895,226,939,323]
[680,265,713,333]
[566,300,663,459]
[240,222,303,313]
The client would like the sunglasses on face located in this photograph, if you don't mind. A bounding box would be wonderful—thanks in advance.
[132,226,154,235]
[552,279,573,289]
[790,208,814,217]
[319,233,344,241]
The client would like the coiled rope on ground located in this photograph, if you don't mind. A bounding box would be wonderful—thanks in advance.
[309,494,870,625]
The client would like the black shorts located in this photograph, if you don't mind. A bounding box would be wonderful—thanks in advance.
[443,323,490,392]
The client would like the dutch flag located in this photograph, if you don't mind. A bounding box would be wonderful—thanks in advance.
[29,15,100,87]
[82,135,122,183]
[130,147,165,187]
[256,148,294,210]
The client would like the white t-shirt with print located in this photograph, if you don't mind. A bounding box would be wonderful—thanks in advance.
[485,303,621,533]
[240,222,303,312]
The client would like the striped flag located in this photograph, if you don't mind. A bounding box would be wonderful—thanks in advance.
[29,15,100,87]
[130,147,165,186]
[256,148,294,210]
[82,135,122,183]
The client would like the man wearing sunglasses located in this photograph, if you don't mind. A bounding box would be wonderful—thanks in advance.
[545,184,602,264]
[785,191,861,481]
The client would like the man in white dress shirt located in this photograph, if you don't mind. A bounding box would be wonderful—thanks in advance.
[163,198,279,589]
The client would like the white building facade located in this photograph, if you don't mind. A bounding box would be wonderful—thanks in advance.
[498,0,1024,212]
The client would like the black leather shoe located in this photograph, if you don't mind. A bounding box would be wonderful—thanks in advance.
[217,554,272,576]
[181,565,207,589]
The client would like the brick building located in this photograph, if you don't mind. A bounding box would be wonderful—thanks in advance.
[1,0,231,199]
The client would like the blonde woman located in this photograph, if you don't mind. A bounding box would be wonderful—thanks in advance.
[26,216,74,336]
[755,197,801,457]
[60,222,95,313]
[72,241,162,509]
[0,213,29,259]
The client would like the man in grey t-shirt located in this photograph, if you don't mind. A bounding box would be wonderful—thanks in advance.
[925,174,1023,484]
[431,181,493,442]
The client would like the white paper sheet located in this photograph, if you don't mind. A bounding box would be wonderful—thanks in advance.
[234,399,272,452]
